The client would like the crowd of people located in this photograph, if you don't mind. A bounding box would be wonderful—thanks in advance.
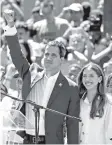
[0,0,112,144]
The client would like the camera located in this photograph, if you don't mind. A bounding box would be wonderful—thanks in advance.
[89,17,101,31]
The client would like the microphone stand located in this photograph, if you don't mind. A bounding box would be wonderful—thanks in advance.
[1,92,43,144]
[1,92,81,144]
[32,103,41,144]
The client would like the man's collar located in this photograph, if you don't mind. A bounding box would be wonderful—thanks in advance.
[44,71,60,79]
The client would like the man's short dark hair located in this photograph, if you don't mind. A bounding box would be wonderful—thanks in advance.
[46,40,66,58]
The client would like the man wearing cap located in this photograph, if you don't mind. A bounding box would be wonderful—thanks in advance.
[33,0,70,43]
[68,3,84,27]
[26,1,43,31]
[3,8,80,144]
[63,3,94,62]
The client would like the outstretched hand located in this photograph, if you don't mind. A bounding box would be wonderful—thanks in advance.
[3,9,15,27]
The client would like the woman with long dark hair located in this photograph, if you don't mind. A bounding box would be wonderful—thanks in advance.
[78,63,112,144]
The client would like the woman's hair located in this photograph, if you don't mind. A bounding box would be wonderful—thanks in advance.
[78,63,106,119]
[106,73,112,87]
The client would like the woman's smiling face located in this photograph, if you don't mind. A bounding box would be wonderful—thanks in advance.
[82,68,101,90]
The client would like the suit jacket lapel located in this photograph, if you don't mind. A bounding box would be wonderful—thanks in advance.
[47,72,65,108]
[31,70,45,88]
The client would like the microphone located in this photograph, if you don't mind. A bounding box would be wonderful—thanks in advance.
[1,92,45,109]
[1,92,82,122]
[1,92,82,144]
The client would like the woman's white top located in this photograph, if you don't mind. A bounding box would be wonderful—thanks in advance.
[80,97,112,144]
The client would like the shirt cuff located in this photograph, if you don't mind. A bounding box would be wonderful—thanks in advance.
[3,25,17,36]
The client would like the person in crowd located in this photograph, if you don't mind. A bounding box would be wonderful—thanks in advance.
[78,62,112,144]
[8,0,24,21]
[80,20,90,32]
[105,73,112,143]
[63,25,94,62]
[3,9,80,144]
[0,16,6,30]
[77,35,112,68]
[28,40,45,67]
[62,3,94,63]
[82,1,91,21]
[91,40,112,68]
[103,60,112,81]
[16,21,29,41]
[68,64,81,83]
[106,73,112,103]
[1,0,24,21]
[0,64,23,144]
[1,63,23,107]
[3,64,17,90]
[80,8,103,35]
[26,1,43,31]
[88,9,103,44]
[32,0,70,43]
[27,15,46,67]
[66,3,84,27]
[94,37,109,54]
[66,35,112,69]
[58,6,72,23]
[1,32,20,66]
[0,64,19,109]
[0,35,9,67]
[79,2,91,32]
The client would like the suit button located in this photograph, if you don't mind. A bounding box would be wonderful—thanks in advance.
[80,140,82,143]
[82,123,84,126]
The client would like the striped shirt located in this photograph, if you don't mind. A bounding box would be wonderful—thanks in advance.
[26,72,59,135]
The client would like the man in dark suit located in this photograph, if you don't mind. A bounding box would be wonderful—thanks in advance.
[3,9,80,144]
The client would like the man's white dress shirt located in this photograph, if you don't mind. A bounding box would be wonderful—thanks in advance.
[25,72,59,135]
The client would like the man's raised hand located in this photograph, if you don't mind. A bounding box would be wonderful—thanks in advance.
[3,9,15,27]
